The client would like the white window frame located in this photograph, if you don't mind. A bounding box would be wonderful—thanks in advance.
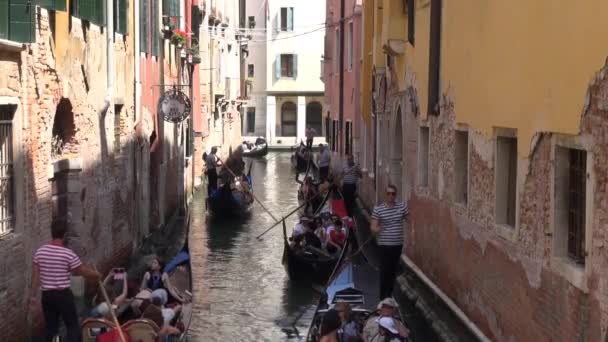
[347,21,353,71]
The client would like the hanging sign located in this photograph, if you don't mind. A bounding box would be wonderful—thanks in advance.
[158,89,192,123]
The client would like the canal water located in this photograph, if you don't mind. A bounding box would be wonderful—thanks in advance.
[188,152,318,341]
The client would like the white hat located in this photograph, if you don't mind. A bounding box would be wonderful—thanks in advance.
[379,297,399,308]
[376,316,399,334]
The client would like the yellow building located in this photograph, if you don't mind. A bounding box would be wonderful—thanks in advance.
[357,0,608,341]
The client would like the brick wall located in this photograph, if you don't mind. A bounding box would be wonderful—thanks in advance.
[0,9,139,339]
[401,63,608,341]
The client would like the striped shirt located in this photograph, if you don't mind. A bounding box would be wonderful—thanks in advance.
[33,244,82,291]
[372,202,409,246]
[342,164,361,185]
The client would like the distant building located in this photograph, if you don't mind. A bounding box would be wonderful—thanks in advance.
[243,0,326,146]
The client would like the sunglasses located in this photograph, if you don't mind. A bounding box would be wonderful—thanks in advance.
[386,191,396,196]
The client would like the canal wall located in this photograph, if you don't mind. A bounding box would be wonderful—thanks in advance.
[355,198,483,342]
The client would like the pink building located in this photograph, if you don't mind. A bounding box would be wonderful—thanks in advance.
[323,0,362,156]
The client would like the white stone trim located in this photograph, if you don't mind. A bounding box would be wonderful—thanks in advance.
[549,133,594,292]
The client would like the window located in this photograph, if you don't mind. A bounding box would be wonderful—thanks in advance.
[151,0,160,55]
[281,102,297,136]
[248,64,254,78]
[554,146,588,265]
[496,136,517,227]
[280,7,293,31]
[0,105,15,235]
[407,0,415,45]
[0,0,35,42]
[73,0,106,26]
[114,0,128,34]
[427,0,441,115]
[305,102,323,135]
[418,127,429,187]
[245,81,252,99]
[38,0,67,11]
[140,0,149,53]
[325,115,331,143]
[162,0,180,23]
[277,54,297,78]
[347,22,353,71]
[246,108,255,134]
[332,120,338,152]
[454,131,468,204]
[113,104,123,154]
[248,16,256,28]
[345,121,352,155]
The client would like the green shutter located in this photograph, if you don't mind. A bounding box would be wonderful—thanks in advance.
[9,0,34,43]
[139,0,148,53]
[0,0,9,40]
[94,0,105,25]
[78,0,95,22]
[151,0,159,56]
[116,0,127,34]
[37,0,66,11]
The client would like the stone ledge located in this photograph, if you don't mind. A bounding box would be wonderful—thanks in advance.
[0,39,25,52]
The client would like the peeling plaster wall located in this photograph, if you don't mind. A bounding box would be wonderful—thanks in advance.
[401,62,608,341]
[0,10,136,339]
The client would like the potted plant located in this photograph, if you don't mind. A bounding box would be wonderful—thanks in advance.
[190,43,201,64]
[162,16,178,39]
[171,29,187,48]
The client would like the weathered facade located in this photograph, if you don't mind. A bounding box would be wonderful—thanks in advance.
[0,0,243,338]
[355,0,608,340]
[0,3,137,338]
[323,0,361,156]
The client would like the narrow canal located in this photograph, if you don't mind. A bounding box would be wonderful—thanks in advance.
[188,152,317,341]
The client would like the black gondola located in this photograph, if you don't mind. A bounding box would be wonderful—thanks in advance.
[206,174,254,218]
[291,144,316,173]
[81,217,193,341]
[305,258,409,342]
[281,191,351,284]
[242,137,268,158]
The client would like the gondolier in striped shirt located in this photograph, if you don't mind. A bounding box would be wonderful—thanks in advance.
[371,185,409,300]
[30,219,101,342]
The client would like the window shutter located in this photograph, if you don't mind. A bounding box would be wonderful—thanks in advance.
[94,0,105,25]
[140,0,149,53]
[0,0,9,40]
[116,0,127,34]
[275,55,281,79]
[38,0,66,11]
[293,54,297,79]
[78,0,95,23]
[152,0,159,55]
[287,7,293,31]
[9,0,34,43]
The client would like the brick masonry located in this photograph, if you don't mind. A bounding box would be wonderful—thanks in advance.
[0,11,139,340]
[375,62,608,341]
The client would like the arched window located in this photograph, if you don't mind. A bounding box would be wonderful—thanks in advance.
[305,102,322,134]
[281,101,297,136]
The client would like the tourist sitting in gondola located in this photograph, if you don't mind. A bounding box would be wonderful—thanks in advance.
[141,289,184,336]
[335,301,362,341]
[362,298,410,342]
[326,219,347,254]
[89,268,130,319]
[131,256,187,316]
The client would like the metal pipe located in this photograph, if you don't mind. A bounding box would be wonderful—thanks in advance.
[100,0,115,116]
[338,0,345,154]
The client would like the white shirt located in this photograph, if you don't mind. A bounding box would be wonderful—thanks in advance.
[318,150,331,167]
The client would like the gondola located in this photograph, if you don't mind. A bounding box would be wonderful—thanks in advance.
[291,144,316,173]
[81,237,193,341]
[242,137,268,158]
[305,258,409,342]
[206,174,254,218]
[282,192,352,285]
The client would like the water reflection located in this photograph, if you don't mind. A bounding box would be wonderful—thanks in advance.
[189,152,318,341]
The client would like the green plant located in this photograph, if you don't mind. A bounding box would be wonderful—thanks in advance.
[171,29,187,45]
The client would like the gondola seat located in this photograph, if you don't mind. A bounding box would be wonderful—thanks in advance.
[81,318,115,342]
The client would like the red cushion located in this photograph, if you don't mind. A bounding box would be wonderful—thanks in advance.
[96,329,131,342]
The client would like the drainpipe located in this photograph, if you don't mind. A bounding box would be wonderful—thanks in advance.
[338,0,345,155]
[133,0,141,248]
[100,0,115,116]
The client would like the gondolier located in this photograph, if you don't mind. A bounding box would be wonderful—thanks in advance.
[305,126,316,150]
[370,185,409,300]
[30,219,101,342]
[317,144,331,181]
[205,146,221,195]
[341,155,362,217]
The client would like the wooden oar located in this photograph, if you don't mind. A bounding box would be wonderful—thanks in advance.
[96,272,127,342]
[218,157,280,223]
[256,202,307,240]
